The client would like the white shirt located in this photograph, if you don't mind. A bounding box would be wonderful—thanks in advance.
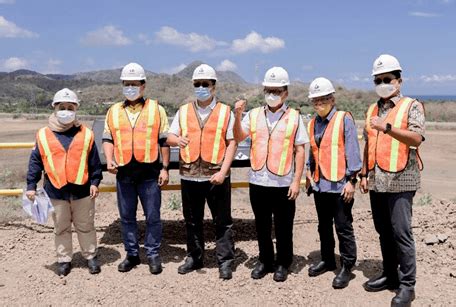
[169,97,235,182]
[241,103,309,187]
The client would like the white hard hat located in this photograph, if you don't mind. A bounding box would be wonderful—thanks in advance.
[372,54,402,76]
[192,64,217,81]
[120,62,147,81]
[308,77,335,99]
[52,88,79,107]
[262,67,290,87]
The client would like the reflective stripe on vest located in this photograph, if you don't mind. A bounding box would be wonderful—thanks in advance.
[366,97,414,172]
[37,126,93,189]
[108,99,160,166]
[250,107,300,176]
[179,102,230,164]
[308,111,347,182]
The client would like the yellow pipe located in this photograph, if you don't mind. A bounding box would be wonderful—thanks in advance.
[0,142,35,149]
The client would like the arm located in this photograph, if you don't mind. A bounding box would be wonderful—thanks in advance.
[233,100,249,143]
[88,143,103,198]
[288,144,305,200]
[26,144,44,200]
[210,139,237,185]
[359,142,369,194]
[102,109,118,174]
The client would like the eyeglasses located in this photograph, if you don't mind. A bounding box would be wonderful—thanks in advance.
[311,95,333,105]
[264,88,285,95]
[193,81,212,88]
[374,77,396,85]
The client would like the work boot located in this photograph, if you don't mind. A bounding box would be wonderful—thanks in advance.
[391,288,415,307]
[57,262,72,276]
[308,261,336,277]
[117,255,141,272]
[219,263,233,280]
[177,257,203,275]
[251,261,274,280]
[363,273,399,292]
[88,257,101,274]
[148,257,163,275]
[332,266,353,289]
[273,265,288,282]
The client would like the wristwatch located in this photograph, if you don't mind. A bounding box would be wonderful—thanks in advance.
[161,164,169,171]
[384,123,392,134]
[349,176,358,185]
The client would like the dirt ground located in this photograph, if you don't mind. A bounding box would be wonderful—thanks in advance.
[0,118,455,306]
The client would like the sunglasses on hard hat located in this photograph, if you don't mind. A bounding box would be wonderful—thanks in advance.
[374,76,396,85]
[264,88,285,95]
[193,81,212,88]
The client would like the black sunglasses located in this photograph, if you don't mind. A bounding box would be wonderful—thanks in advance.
[264,88,285,95]
[374,77,396,85]
[193,81,212,88]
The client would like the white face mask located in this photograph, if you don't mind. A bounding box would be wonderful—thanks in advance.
[375,83,397,99]
[265,94,282,107]
[123,86,141,101]
[56,110,76,124]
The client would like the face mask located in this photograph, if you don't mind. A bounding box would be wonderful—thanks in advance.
[375,83,397,99]
[194,86,212,101]
[315,104,332,118]
[265,94,282,107]
[56,110,75,124]
[123,86,141,101]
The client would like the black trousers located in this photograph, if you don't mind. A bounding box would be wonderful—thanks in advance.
[181,177,234,266]
[369,191,416,289]
[314,192,357,268]
[249,183,296,268]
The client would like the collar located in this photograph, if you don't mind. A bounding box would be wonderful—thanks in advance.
[196,97,217,111]
[378,93,402,107]
[316,106,337,122]
[123,97,146,108]
[264,102,288,114]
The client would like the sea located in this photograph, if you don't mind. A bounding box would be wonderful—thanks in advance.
[413,95,456,102]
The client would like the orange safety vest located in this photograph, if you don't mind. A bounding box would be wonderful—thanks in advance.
[107,99,160,166]
[308,111,350,182]
[249,106,300,176]
[179,102,231,164]
[365,97,416,172]
[36,125,94,189]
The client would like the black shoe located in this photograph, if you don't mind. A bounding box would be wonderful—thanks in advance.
[148,257,163,275]
[251,262,273,280]
[177,257,203,275]
[391,288,415,307]
[219,265,233,280]
[117,255,141,272]
[273,265,288,282]
[363,274,399,292]
[57,262,72,276]
[308,261,336,277]
[332,266,353,289]
[88,257,101,274]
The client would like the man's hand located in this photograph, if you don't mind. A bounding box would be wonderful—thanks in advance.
[234,100,246,119]
[178,135,190,148]
[360,177,368,194]
[107,160,118,174]
[26,190,36,201]
[341,181,355,203]
[370,116,387,132]
[90,185,99,199]
[288,181,300,200]
[209,171,226,185]
[158,169,169,187]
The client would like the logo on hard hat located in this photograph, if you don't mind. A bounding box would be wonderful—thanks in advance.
[314,84,320,91]
[377,61,383,67]
[199,68,204,73]
[270,73,276,79]
[64,91,70,97]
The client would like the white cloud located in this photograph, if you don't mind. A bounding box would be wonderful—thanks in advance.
[81,25,131,46]
[0,0,15,4]
[409,11,441,17]
[231,31,285,54]
[42,58,62,74]
[217,59,237,72]
[162,63,187,74]
[138,33,153,45]
[0,16,38,38]
[1,57,28,71]
[420,74,456,82]
[155,26,227,52]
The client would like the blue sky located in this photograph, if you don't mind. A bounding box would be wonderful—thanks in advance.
[1,0,455,94]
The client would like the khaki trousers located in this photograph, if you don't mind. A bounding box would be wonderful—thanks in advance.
[51,196,97,263]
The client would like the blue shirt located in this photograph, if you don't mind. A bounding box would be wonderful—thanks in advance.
[27,125,103,200]
[307,107,362,193]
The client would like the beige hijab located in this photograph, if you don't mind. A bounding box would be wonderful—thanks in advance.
[48,112,81,132]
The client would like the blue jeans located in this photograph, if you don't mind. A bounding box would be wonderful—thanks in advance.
[116,176,162,260]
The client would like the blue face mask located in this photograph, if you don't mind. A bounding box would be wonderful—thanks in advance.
[194,86,212,101]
